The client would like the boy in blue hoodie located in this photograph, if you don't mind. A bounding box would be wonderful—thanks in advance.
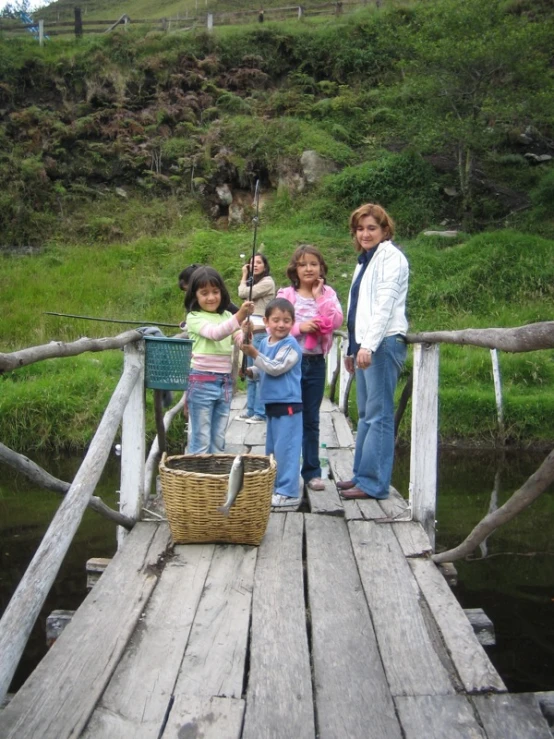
[242,298,303,507]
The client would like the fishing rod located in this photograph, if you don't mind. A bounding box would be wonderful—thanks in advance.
[43,312,180,329]
[240,179,261,379]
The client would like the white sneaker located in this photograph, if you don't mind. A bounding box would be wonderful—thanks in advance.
[271,494,299,507]
[246,415,266,424]
[237,411,253,421]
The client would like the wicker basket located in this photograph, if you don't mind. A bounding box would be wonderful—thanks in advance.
[144,336,193,391]
[159,453,276,545]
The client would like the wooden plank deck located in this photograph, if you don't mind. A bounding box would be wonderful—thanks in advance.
[1,394,552,739]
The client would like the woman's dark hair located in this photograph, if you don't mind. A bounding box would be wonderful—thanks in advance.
[286,244,328,289]
[178,263,202,291]
[252,253,271,283]
[265,297,295,321]
[184,267,231,314]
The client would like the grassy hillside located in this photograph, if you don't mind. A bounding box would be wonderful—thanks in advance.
[1,0,553,245]
[1,211,553,451]
[0,0,553,450]
[35,0,387,22]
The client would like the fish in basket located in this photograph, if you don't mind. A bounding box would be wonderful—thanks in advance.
[158,452,276,545]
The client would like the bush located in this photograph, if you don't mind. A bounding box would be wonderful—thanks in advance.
[407,230,554,318]
[323,152,441,235]
[531,168,554,209]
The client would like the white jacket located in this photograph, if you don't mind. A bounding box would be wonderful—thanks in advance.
[347,240,409,353]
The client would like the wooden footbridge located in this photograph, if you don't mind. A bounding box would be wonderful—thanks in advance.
[1,337,553,738]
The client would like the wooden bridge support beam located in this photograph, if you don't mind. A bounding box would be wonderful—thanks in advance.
[409,343,439,549]
[118,342,145,548]
[0,359,141,705]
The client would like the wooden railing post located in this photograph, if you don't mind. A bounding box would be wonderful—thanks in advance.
[0,357,141,705]
[490,348,505,443]
[338,336,352,414]
[118,342,145,548]
[327,334,338,387]
[74,6,82,38]
[409,343,439,548]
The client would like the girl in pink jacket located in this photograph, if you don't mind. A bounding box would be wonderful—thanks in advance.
[277,245,343,491]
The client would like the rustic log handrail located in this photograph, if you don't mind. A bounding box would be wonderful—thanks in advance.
[0,442,134,529]
[0,354,142,704]
[406,321,554,352]
[332,321,554,420]
[0,330,141,373]
[1,319,553,703]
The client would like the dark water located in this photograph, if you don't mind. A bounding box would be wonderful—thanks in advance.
[1,448,553,694]
[393,447,554,693]
[0,454,119,693]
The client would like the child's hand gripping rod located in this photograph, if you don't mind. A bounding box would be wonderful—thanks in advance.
[240,180,260,380]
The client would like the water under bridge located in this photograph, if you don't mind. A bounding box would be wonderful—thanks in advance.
[0,335,553,739]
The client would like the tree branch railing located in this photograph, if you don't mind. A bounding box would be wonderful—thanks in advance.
[0,442,134,529]
[0,346,143,703]
[1,319,552,703]
[326,320,554,550]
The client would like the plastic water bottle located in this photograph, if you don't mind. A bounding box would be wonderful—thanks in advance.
[320,443,329,479]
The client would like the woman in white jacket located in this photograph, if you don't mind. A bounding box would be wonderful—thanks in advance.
[338,203,409,500]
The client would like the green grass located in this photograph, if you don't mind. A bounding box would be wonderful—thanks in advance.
[2,204,554,450]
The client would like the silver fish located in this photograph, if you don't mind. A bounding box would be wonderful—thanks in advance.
[218,455,245,516]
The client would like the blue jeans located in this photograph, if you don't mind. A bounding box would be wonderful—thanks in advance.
[266,412,303,498]
[352,335,407,498]
[186,374,231,454]
[245,332,266,418]
[301,354,326,482]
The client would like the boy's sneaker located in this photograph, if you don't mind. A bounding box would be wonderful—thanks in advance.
[271,494,299,507]
[237,411,253,421]
[246,415,266,424]
[307,477,325,491]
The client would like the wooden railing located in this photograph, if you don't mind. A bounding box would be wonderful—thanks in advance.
[1,319,552,703]
[0,339,144,702]
[0,1,372,42]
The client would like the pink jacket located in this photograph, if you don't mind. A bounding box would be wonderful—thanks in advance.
[277,285,343,356]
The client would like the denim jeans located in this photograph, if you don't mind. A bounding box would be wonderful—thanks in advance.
[352,335,407,498]
[266,412,303,498]
[301,354,326,482]
[245,332,266,418]
[186,373,231,454]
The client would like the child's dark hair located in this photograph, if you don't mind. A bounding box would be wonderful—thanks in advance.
[265,297,295,322]
[286,244,328,289]
[178,263,202,291]
[184,267,231,314]
[252,253,271,283]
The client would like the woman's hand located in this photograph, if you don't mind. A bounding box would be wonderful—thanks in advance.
[344,356,355,374]
[236,301,255,322]
[356,348,372,370]
[241,263,251,281]
[312,277,325,300]
[299,319,319,334]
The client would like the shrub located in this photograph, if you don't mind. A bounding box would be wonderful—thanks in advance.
[531,168,554,209]
[323,152,440,235]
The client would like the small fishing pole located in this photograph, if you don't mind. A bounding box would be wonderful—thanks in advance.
[43,312,180,329]
[240,179,261,379]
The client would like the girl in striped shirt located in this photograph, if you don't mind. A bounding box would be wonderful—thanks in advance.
[184,267,253,454]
